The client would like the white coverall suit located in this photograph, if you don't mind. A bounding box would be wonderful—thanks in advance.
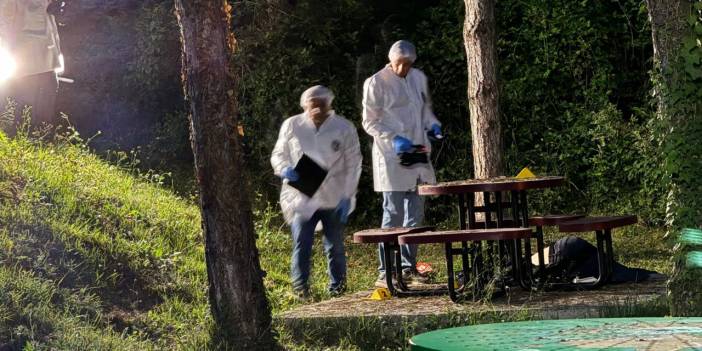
[362,65,441,273]
[271,111,362,291]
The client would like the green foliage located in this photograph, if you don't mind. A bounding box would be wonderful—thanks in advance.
[497,0,663,220]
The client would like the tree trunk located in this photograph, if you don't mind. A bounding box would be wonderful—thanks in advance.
[646,0,702,316]
[174,1,274,348]
[647,0,689,76]
[463,0,503,179]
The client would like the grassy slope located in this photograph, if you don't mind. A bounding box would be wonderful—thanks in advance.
[0,133,671,350]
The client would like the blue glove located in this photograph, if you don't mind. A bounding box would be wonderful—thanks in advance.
[281,166,299,182]
[431,124,443,139]
[336,197,351,224]
[392,135,413,154]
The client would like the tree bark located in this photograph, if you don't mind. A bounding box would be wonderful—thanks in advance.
[463,0,503,179]
[647,0,689,76]
[174,1,274,348]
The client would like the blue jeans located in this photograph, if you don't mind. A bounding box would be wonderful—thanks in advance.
[378,191,425,273]
[291,209,346,291]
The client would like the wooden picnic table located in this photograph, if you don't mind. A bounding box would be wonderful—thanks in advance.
[417,176,566,294]
[409,317,702,350]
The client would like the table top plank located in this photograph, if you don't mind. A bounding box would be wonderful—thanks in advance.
[418,176,565,195]
[558,215,638,232]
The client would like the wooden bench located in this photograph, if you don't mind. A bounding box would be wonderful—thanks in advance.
[528,214,585,276]
[557,215,638,288]
[353,226,434,295]
[398,228,532,302]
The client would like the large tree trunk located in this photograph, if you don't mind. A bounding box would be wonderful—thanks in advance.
[174,1,274,348]
[463,0,503,179]
[646,0,702,316]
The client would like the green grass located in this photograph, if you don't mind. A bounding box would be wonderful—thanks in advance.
[0,130,672,350]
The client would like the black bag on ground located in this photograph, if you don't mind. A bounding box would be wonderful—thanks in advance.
[545,236,660,284]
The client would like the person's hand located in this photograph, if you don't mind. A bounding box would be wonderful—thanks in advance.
[281,166,299,182]
[392,135,413,154]
[336,197,351,224]
[430,124,443,139]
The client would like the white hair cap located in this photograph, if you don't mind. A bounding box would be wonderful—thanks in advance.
[388,40,417,63]
[299,85,334,108]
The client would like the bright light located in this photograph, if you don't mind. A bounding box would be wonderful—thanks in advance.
[54,54,65,75]
[0,47,16,83]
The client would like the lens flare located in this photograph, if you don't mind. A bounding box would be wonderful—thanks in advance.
[0,47,16,83]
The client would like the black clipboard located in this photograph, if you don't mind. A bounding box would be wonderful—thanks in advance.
[288,154,328,198]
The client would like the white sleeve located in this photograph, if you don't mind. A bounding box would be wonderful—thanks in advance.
[342,124,363,202]
[420,74,440,130]
[362,77,399,140]
[270,119,293,176]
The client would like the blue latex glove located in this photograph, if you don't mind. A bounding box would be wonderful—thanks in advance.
[431,124,443,139]
[281,166,299,182]
[392,135,413,154]
[336,197,351,224]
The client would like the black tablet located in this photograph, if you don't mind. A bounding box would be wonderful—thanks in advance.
[288,154,328,198]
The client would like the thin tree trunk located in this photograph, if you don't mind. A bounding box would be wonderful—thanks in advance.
[174,1,274,348]
[463,0,503,180]
[647,0,689,121]
[647,0,688,77]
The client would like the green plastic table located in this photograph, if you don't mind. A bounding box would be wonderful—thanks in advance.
[410,317,702,350]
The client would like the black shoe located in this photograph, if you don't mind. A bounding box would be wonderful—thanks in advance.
[292,287,311,302]
[329,282,347,297]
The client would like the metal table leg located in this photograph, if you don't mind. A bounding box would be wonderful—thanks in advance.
[382,241,397,295]
[518,190,533,288]
[604,228,615,281]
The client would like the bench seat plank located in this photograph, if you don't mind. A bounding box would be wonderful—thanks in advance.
[398,228,531,245]
[353,226,435,243]
[529,214,585,226]
[558,215,637,232]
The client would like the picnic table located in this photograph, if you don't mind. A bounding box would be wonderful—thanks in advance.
[417,176,565,295]
[409,317,702,350]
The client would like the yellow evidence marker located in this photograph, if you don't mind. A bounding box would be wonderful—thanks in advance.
[516,167,536,179]
[368,288,392,300]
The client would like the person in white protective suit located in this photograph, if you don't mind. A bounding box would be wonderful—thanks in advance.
[271,85,362,300]
[362,40,443,288]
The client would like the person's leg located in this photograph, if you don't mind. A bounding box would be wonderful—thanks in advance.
[399,190,425,270]
[290,212,319,293]
[32,72,58,128]
[5,75,37,134]
[320,209,346,293]
[378,192,405,273]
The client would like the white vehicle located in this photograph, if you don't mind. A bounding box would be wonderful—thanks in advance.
[0,0,66,129]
